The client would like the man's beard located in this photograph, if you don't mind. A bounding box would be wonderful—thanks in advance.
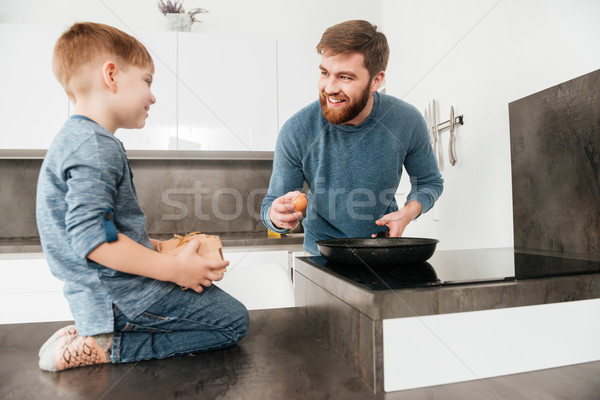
[319,83,371,125]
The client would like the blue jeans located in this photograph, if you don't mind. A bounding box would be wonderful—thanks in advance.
[110,284,249,363]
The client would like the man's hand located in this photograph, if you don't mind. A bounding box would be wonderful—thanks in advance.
[269,191,304,230]
[374,201,422,237]
[172,239,229,293]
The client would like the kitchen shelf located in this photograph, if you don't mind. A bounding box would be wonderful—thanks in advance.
[0,149,274,161]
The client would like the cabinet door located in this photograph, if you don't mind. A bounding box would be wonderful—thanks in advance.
[0,24,68,149]
[116,30,178,150]
[177,33,278,151]
[276,38,321,129]
[0,256,71,324]
[214,249,294,310]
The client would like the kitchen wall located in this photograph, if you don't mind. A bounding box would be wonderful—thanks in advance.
[382,0,600,250]
[0,0,383,42]
[2,0,599,250]
[0,158,273,241]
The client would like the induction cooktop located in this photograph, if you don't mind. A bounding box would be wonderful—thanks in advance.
[303,248,600,290]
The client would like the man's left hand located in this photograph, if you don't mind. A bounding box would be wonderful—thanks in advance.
[373,201,422,237]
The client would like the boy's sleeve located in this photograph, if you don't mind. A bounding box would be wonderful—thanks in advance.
[63,137,125,258]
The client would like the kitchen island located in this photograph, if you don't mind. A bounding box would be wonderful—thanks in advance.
[295,248,600,393]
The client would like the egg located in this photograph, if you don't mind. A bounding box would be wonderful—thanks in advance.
[291,193,308,213]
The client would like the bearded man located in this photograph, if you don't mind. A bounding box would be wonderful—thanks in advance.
[261,20,444,256]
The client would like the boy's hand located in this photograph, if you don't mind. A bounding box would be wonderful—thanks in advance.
[172,239,229,293]
[87,233,227,292]
[149,238,162,252]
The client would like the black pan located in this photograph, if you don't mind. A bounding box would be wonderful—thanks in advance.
[315,237,439,267]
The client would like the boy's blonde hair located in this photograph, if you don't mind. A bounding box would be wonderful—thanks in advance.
[53,22,154,101]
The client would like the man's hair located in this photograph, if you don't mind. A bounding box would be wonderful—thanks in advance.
[316,20,389,79]
[53,22,154,101]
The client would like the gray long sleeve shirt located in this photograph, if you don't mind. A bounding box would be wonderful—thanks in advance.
[36,116,174,336]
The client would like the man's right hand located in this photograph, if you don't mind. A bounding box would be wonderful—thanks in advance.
[269,191,304,230]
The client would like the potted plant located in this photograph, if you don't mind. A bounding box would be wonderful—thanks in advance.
[157,0,208,32]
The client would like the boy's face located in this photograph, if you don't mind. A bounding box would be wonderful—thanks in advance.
[115,64,156,130]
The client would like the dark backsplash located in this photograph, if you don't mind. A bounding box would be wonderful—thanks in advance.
[0,158,274,240]
[509,68,600,259]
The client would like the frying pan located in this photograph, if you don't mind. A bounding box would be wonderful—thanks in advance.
[315,237,439,267]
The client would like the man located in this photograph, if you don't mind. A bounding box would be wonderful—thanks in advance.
[261,20,443,255]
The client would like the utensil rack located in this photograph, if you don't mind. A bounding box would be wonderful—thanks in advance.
[436,114,464,134]
[424,99,464,168]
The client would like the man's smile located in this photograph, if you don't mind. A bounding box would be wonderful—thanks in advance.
[327,96,347,107]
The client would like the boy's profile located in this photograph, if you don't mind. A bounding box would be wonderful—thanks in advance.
[36,22,248,372]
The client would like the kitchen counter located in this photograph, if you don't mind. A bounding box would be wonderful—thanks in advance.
[294,249,600,393]
[2,308,600,400]
[0,232,304,254]
[0,308,373,400]
[295,249,600,320]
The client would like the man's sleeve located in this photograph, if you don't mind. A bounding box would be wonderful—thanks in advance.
[404,115,444,214]
[261,122,305,233]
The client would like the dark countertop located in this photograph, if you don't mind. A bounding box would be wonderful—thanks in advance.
[0,233,304,254]
[2,308,600,400]
[295,249,600,320]
[0,308,374,400]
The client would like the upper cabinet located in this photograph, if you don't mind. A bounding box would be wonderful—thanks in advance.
[0,24,68,149]
[0,25,307,153]
[116,30,178,150]
[276,39,321,130]
[177,33,278,151]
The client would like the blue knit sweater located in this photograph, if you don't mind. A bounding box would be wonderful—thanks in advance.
[261,92,444,255]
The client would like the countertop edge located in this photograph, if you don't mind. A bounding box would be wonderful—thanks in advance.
[0,149,275,161]
[0,234,304,255]
[294,257,600,320]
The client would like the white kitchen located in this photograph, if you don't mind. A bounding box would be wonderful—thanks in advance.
[1,0,599,398]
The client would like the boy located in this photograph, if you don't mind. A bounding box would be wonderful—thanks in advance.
[36,22,249,372]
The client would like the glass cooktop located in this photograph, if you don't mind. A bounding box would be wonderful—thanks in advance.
[303,248,600,290]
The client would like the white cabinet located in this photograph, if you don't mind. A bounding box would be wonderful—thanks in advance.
[0,249,294,324]
[116,31,178,150]
[276,39,321,129]
[177,33,279,151]
[0,255,72,324]
[214,249,294,310]
[0,25,280,151]
[0,24,69,149]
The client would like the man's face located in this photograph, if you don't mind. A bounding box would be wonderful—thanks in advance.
[318,52,375,126]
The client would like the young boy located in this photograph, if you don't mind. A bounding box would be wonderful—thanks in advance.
[36,22,249,372]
